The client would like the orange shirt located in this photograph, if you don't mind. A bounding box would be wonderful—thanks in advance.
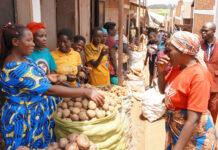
[165,63,213,113]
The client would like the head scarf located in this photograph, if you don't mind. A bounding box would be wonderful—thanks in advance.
[102,28,107,34]
[26,22,46,35]
[170,31,207,68]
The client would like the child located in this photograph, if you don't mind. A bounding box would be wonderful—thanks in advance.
[27,22,57,74]
[51,28,82,87]
[73,35,86,66]
[85,27,110,86]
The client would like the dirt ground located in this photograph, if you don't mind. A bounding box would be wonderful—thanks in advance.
[130,60,218,150]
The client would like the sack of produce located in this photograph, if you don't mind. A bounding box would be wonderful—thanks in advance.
[54,96,127,150]
[128,50,145,71]
[126,79,145,92]
[141,88,166,122]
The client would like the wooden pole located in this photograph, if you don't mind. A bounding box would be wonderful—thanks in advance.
[118,0,124,85]
[143,0,146,28]
[138,0,141,47]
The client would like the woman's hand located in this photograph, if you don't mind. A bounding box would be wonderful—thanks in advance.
[84,89,105,106]
[157,55,170,73]
[47,74,59,83]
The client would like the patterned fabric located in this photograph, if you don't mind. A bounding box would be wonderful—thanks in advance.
[165,109,217,150]
[170,31,200,55]
[0,58,62,150]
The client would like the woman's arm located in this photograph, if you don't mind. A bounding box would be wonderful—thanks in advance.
[173,110,201,150]
[109,47,117,75]
[45,85,105,106]
[90,50,108,68]
[157,55,170,94]
[144,51,149,66]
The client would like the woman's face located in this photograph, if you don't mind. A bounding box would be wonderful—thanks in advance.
[58,35,72,53]
[148,34,156,43]
[92,30,103,46]
[74,40,85,53]
[102,32,108,44]
[34,29,47,49]
[166,43,184,66]
[162,33,169,42]
[15,29,35,56]
[109,27,117,37]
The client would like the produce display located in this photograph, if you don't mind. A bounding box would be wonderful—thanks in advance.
[98,85,128,97]
[16,133,97,150]
[56,93,122,121]
[128,68,143,78]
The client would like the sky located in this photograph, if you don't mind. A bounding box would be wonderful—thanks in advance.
[146,0,193,6]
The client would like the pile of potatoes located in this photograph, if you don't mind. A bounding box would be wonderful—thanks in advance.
[56,93,121,121]
[109,86,128,97]
[16,134,96,150]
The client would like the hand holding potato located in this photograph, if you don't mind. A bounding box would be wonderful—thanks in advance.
[84,89,105,106]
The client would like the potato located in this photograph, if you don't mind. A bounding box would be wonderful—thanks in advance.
[87,110,96,118]
[59,138,69,148]
[102,103,109,111]
[64,98,71,103]
[65,143,79,150]
[106,111,111,116]
[88,101,96,110]
[16,146,30,150]
[96,110,106,119]
[50,142,59,149]
[77,134,90,150]
[58,103,62,107]
[57,108,63,112]
[45,146,53,150]
[70,114,79,121]
[109,106,114,112]
[63,109,71,118]
[71,107,80,114]
[68,133,79,143]
[62,102,68,109]
[82,99,89,109]
[110,101,116,106]
[68,101,74,107]
[89,142,97,150]
[75,97,83,102]
[79,112,89,121]
[80,108,87,113]
[74,102,82,108]
[58,74,67,82]
[56,111,62,118]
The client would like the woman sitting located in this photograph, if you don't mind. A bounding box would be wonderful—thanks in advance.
[0,24,104,150]
[158,31,217,149]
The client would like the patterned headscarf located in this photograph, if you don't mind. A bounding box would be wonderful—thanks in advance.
[170,31,200,55]
[170,31,207,68]
[26,22,46,35]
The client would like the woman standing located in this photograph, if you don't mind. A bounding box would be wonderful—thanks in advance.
[27,22,57,75]
[0,24,104,150]
[85,27,110,86]
[51,28,82,87]
[103,22,118,85]
[145,32,159,88]
[158,31,217,149]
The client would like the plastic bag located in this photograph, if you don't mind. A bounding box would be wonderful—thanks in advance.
[54,110,128,150]
[141,88,166,122]
[126,79,145,91]
[128,51,145,70]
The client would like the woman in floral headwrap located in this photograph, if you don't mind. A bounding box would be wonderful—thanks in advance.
[158,31,217,150]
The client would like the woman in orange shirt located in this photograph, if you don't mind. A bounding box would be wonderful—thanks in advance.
[158,31,217,149]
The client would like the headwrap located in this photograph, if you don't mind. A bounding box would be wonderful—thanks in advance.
[26,22,46,35]
[170,31,207,68]
[102,28,107,34]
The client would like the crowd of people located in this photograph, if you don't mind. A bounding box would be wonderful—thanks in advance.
[0,19,217,150]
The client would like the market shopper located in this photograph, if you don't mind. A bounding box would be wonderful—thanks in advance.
[51,28,82,87]
[0,24,105,150]
[158,31,217,149]
[27,22,57,74]
[104,22,118,85]
[72,35,86,66]
[145,32,159,88]
[85,27,110,86]
[200,22,218,124]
